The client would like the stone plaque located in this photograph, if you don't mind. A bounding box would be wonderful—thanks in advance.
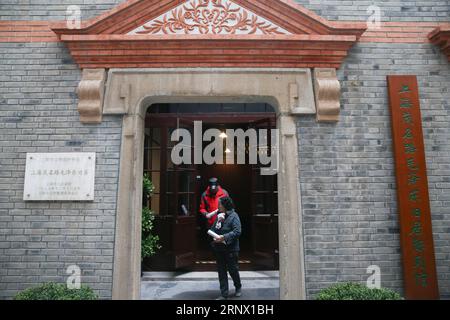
[23,153,96,201]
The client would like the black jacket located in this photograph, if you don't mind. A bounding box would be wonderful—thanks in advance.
[210,210,242,252]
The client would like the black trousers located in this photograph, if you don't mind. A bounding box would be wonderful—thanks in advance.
[214,250,242,298]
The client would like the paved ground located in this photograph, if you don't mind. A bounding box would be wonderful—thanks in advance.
[141,271,280,300]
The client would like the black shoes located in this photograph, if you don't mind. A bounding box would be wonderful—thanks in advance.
[215,288,241,300]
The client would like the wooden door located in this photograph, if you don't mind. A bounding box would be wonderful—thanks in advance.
[249,118,279,270]
[144,117,197,270]
[171,118,198,268]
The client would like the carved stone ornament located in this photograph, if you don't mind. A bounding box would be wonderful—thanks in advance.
[313,68,341,122]
[128,0,289,35]
[77,69,106,123]
[51,0,366,69]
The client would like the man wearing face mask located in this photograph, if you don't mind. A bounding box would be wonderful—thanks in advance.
[199,177,229,227]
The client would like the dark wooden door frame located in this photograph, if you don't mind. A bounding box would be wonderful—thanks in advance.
[144,117,198,270]
[146,112,277,126]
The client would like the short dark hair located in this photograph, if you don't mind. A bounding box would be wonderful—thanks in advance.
[219,196,234,211]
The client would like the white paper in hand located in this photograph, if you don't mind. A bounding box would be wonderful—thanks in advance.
[207,230,221,239]
[207,230,226,244]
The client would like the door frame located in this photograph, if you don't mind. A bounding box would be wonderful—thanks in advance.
[107,68,314,300]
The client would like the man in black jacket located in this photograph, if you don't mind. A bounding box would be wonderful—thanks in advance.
[210,196,242,300]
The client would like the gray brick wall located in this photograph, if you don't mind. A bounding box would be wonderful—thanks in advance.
[0,0,448,22]
[0,42,122,299]
[0,0,449,301]
[0,0,123,20]
[296,0,450,22]
[298,43,450,299]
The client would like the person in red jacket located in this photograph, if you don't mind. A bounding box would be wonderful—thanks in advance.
[199,177,229,227]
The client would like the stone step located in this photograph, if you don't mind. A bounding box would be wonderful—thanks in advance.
[142,271,279,281]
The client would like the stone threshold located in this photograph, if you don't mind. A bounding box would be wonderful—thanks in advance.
[142,271,279,281]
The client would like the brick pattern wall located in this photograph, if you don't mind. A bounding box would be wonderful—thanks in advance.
[295,0,449,22]
[0,0,449,300]
[0,42,122,299]
[0,1,448,22]
[0,0,123,21]
[298,42,450,299]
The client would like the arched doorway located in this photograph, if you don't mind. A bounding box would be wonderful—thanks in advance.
[108,68,311,300]
[142,103,279,274]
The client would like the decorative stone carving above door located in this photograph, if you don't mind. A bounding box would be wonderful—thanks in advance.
[128,0,290,35]
[51,0,366,69]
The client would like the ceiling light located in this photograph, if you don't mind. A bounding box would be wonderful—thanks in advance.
[219,132,228,139]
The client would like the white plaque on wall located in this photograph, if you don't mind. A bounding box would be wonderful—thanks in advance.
[23,153,96,201]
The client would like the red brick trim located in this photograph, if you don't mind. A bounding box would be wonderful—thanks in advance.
[51,0,184,35]
[224,0,367,38]
[0,21,58,42]
[48,0,367,69]
[61,34,356,69]
[361,22,449,44]
[1,21,444,45]
[1,1,448,68]
[1,21,448,47]
[49,0,367,38]
[429,26,450,61]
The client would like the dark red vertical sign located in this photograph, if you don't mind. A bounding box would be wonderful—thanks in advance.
[387,75,439,299]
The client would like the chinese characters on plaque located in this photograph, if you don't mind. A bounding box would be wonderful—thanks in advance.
[23,153,96,201]
[387,76,439,299]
